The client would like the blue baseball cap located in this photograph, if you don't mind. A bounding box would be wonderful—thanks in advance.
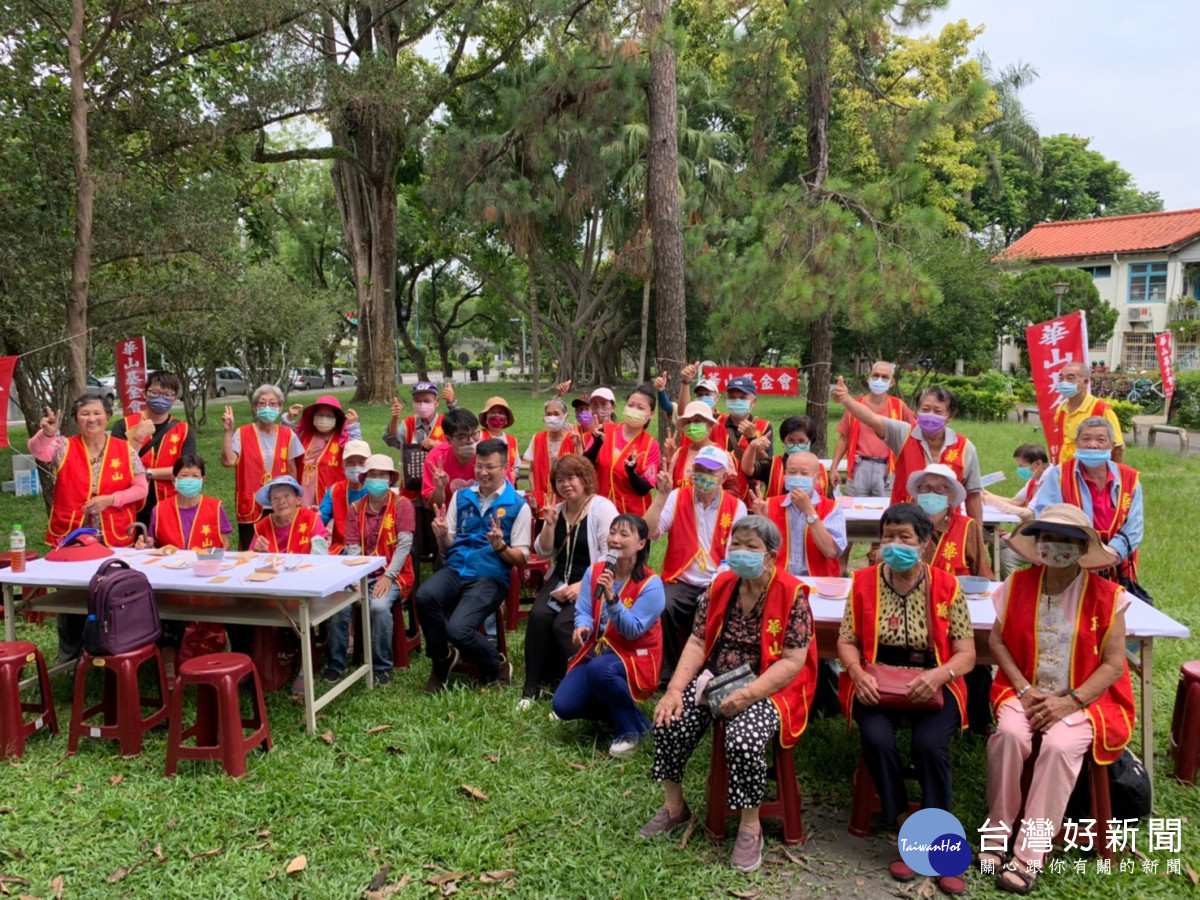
[255,475,303,509]
[725,376,758,395]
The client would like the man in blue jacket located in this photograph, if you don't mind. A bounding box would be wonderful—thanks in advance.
[418,437,531,691]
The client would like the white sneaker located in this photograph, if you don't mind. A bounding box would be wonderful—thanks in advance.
[548,710,561,723]
[609,734,641,759]
[516,697,533,711]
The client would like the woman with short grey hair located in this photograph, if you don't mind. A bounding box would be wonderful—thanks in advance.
[640,515,819,873]
[220,383,306,549]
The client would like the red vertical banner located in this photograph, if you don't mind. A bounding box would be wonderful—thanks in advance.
[1155,332,1176,400]
[1025,311,1087,464]
[0,355,17,448]
[116,337,148,415]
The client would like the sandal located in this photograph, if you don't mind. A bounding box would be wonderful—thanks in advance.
[889,858,918,882]
[996,866,1037,896]
[936,875,965,895]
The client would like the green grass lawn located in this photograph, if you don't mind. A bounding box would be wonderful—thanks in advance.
[1,383,1198,898]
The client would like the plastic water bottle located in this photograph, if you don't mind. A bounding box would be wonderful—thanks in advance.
[310,535,329,556]
[9,524,26,573]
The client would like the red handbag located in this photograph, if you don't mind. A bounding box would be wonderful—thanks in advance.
[861,575,944,712]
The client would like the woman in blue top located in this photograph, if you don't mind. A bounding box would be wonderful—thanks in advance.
[552,514,666,758]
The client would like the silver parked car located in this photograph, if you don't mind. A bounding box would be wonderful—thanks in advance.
[213,367,247,397]
[332,367,357,387]
[291,367,326,390]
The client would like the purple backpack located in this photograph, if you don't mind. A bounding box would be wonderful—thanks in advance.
[84,559,161,655]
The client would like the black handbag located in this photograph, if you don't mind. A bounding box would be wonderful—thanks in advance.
[703,663,756,718]
[1064,749,1152,822]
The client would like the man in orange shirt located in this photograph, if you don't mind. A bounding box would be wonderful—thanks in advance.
[830,361,915,498]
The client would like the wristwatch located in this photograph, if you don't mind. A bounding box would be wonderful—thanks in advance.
[805,513,818,525]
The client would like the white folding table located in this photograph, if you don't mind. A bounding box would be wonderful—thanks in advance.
[836,496,1021,560]
[0,549,386,736]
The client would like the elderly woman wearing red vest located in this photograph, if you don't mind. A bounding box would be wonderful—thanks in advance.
[29,396,149,663]
[646,446,747,685]
[582,383,661,517]
[752,450,846,578]
[522,397,577,518]
[142,454,233,668]
[641,515,818,873]
[284,394,362,509]
[833,378,986,555]
[325,454,415,686]
[551,514,665,758]
[908,463,993,579]
[982,505,1133,895]
[250,475,327,553]
[836,503,975,894]
[221,385,305,550]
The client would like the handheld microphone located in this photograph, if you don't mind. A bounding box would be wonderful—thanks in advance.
[593,549,619,602]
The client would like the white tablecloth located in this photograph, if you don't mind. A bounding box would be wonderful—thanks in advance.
[835,496,1021,526]
[0,549,385,599]
[797,577,1189,640]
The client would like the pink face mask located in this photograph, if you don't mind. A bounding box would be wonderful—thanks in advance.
[486,414,509,430]
[413,401,435,418]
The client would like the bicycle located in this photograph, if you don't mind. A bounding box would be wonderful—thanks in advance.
[1126,377,1165,414]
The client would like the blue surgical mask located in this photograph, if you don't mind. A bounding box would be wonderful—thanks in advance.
[1016,465,1033,481]
[916,492,949,515]
[1056,380,1079,398]
[725,398,752,417]
[785,475,814,495]
[174,478,203,498]
[1075,448,1111,467]
[698,395,716,408]
[868,378,891,395]
[726,550,766,579]
[256,406,280,424]
[344,465,365,483]
[784,443,810,454]
[146,395,174,414]
[364,477,390,497]
[880,542,921,572]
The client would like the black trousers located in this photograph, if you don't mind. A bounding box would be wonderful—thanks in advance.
[853,686,961,824]
[660,580,708,683]
[415,567,507,681]
[521,580,576,698]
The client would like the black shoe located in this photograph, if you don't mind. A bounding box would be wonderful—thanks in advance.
[323,668,344,684]
[375,670,391,686]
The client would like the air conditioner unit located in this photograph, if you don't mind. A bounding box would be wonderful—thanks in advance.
[1127,306,1152,322]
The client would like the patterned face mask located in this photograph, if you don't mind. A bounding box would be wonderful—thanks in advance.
[1036,540,1082,568]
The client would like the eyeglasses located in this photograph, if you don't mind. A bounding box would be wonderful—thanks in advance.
[448,431,480,445]
[256,402,281,409]
[146,390,176,399]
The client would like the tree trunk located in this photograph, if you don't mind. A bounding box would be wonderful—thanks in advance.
[528,258,541,395]
[66,0,92,423]
[637,276,652,382]
[396,326,429,382]
[646,0,686,438]
[806,309,834,455]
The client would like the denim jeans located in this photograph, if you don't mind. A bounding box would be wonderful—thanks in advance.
[327,577,398,674]
[552,651,651,739]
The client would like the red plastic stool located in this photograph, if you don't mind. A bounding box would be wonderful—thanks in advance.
[392,590,421,669]
[0,641,59,757]
[705,719,805,845]
[848,756,920,837]
[506,557,550,630]
[1170,661,1200,785]
[165,652,271,777]
[67,643,169,758]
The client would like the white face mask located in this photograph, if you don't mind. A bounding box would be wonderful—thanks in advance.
[544,415,565,431]
[313,415,337,433]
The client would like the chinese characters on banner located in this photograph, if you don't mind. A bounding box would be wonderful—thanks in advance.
[1024,311,1088,464]
[0,355,17,448]
[116,337,148,415]
[1155,332,1176,400]
[702,366,800,396]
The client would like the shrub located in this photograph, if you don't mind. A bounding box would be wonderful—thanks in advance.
[954,388,1019,421]
[1106,399,1140,433]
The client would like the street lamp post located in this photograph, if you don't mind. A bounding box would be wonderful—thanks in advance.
[509,317,527,374]
[1050,281,1070,318]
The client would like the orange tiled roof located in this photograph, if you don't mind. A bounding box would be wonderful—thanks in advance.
[998,208,1200,262]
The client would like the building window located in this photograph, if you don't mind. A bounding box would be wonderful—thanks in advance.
[1078,265,1112,279]
[1090,339,1109,352]
[1128,262,1167,303]
[1177,342,1200,372]
[1121,332,1158,370]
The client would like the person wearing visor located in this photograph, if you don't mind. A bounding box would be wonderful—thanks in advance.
[646,445,746,682]
[285,395,363,509]
[112,370,196,527]
[1052,361,1124,463]
[830,362,914,497]
[422,408,483,508]
[587,387,618,426]
[222,384,305,550]
[327,454,415,686]
[836,503,974,894]
[582,383,661,517]
[1033,417,1142,584]
[833,379,986,560]
[319,439,371,555]
[982,504,1131,895]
